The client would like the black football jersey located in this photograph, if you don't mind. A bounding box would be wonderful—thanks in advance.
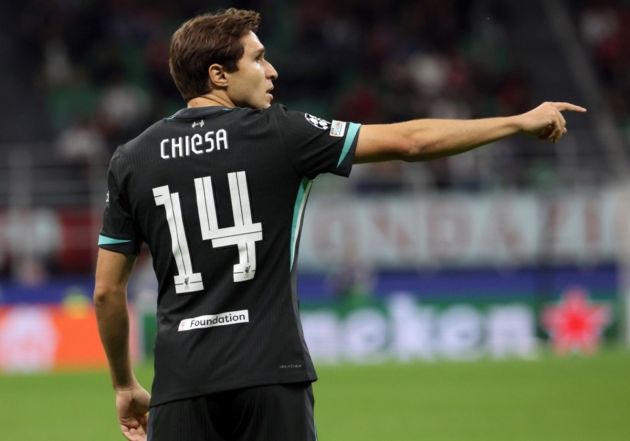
[98,104,361,406]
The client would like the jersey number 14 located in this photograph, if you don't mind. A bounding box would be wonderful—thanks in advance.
[153,171,262,294]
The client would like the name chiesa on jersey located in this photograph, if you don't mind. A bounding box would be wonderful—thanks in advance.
[160,127,229,159]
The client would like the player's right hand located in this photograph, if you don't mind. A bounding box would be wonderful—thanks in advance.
[115,382,151,441]
[518,101,587,143]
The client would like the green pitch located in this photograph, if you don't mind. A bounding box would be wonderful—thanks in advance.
[1,350,629,441]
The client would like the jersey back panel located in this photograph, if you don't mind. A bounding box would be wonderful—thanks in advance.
[99,104,360,405]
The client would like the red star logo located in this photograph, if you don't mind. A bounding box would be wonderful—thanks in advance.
[542,288,611,355]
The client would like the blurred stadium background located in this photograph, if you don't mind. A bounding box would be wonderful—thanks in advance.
[1,0,629,440]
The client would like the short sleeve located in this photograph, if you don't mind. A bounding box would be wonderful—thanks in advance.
[98,149,140,255]
[270,105,361,179]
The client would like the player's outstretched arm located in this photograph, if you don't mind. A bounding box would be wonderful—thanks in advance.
[94,249,150,441]
[354,101,586,163]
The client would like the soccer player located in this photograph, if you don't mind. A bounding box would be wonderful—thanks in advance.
[93,8,585,441]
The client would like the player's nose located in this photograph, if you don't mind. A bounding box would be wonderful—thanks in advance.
[265,60,278,80]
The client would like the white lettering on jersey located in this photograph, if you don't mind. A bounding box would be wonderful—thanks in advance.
[153,186,204,294]
[178,309,249,332]
[160,129,229,159]
[195,172,262,282]
[153,171,263,292]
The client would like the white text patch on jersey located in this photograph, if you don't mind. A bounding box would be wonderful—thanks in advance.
[178,309,249,332]
[160,129,229,160]
[304,113,330,130]
[329,120,347,137]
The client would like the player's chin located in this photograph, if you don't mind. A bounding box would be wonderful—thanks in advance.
[263,93,274,108]
[251,97,273,110]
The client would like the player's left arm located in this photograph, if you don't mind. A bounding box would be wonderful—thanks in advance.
[94,248,150,441]
[354,101,586,163]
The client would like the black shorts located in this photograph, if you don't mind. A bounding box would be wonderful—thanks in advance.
[147,382,317,441]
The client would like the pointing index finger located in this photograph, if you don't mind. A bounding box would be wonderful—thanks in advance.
[552,102,587,113]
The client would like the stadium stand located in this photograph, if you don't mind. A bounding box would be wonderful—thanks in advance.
[1,0,628,280]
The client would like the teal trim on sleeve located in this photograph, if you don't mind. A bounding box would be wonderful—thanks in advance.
[290,178,313,270]
[98,234,132,246]
[337,122,361,167]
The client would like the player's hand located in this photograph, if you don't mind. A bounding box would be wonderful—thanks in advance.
[115,382,151,441]
[517,101,586,143]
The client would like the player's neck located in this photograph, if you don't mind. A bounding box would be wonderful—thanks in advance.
[188,93,235,109]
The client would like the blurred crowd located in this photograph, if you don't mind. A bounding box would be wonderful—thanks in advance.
[2,0,629,282]
[575,0,630,142]
[12,0,629,192]
[17,0,537,192]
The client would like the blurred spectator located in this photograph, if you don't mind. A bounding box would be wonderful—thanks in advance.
[97,75,151,143]
[5,208,61,284]
[580,1,620,49]
[57,119,107,166]
[577,0,630,134]
[335,81,384,124]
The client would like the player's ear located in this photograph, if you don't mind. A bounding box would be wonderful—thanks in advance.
[208,64,228,89]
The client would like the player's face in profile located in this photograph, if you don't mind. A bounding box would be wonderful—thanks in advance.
[226,31,278,109]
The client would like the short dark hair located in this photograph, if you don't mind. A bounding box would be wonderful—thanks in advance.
[169,9,261,102]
